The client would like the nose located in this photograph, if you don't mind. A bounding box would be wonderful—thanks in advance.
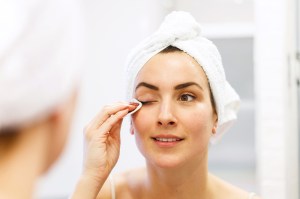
[157,101,177,127]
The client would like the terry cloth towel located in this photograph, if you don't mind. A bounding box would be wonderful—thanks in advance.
[0,0,84,130]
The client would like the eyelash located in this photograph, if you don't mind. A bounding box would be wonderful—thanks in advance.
[139,93,195,105]
[139,100,156,105]
[179,93,196,102]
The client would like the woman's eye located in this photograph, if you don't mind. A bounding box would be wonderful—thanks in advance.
[139,100,156,105]
[179,94,195,102]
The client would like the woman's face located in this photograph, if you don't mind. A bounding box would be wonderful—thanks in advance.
[131,51,217,169]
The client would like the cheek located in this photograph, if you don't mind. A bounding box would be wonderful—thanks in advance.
[131,110,153,135]
[180,105,214,136]
[131,110,155,157]
[132,103,215,138]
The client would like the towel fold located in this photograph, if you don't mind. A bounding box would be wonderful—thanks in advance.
[125,11,240,143]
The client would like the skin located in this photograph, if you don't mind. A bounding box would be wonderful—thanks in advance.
[0,89,137,199]
[72,51,261,199]
[0,91,77,199]
[0,89,139,199]
[71,102,138,199]
[131,51,217,171]
[127,51,218,199]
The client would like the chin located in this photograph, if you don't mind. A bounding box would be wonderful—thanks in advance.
[148,154,186,169]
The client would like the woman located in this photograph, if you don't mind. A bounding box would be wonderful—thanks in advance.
[72,11,260,199]
[0,0,111,198]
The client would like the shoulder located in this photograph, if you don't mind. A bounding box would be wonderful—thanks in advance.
[97,167,146,199]
[208,173,262,199]
[115,167,146,198]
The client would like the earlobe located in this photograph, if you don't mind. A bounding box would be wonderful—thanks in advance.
[130,127,134,135]
[130,128,134,135]
[49,106,65,130]
[212,116,218,135]
[212,125,217,135]
[130,121,134,135]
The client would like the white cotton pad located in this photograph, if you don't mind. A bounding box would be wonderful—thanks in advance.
[127,98,142,116]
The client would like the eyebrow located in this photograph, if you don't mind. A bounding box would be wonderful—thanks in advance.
[174,82,203,91]
[135,81,203,91]
[135,82,159,91]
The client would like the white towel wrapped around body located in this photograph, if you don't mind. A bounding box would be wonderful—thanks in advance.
[125,11,240,143]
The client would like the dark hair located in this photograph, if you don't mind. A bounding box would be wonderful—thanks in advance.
[0,128,20,152]
[160,46,216,111]
[161,45,182,53]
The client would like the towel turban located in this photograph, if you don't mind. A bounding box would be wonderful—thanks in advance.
[125,11,240,143]
[0,0,84,130]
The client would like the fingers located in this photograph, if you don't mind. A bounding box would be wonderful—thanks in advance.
[127,99,142,115]
[87,102,136,131]
[84,102,139,138]
[96,108,128,139]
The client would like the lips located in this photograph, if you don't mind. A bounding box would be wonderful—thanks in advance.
[151,135,184,143]
[153,137,182,142]
[151,135,184,147]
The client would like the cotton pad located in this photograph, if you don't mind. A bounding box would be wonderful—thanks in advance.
[127,99,142,116]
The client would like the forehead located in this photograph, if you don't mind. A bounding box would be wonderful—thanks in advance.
[134,51,209,88]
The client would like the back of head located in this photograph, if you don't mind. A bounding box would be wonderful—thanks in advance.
[0,0,84,131]
[0,0,84,149]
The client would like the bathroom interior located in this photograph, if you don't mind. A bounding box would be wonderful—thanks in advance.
[34,0,300,199]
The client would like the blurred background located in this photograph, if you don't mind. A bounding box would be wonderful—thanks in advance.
[15,0,296,198]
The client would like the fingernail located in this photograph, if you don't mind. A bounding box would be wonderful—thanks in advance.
[127,99,142,116]
[129,102,139,106]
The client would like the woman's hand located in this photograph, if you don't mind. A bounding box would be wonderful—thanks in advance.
[71,102,138,199]
[83,102,137,180]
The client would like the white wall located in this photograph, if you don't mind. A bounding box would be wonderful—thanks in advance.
[254,0,299,198]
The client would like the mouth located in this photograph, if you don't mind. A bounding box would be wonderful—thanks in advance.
[151,136,184,147]
[152,137,183,142]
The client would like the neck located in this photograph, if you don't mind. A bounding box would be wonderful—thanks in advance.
[0,122,50,199]
[144,153,213,199]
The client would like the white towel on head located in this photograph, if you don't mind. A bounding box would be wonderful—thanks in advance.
[0,0,84,130]
[125,11,240,143]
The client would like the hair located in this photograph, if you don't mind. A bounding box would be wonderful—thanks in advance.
[0,128,20,154]
[160,46,216,111]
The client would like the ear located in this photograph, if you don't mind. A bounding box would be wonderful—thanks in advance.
[47,108,62,133]
[47,102,71,143]
[49,90,78,129]
[212,125,217,135]
[45,91,77,168]
[130,120,134,135]
[212,114,218,135]
[41,108,67,171]
[48,100,71,132]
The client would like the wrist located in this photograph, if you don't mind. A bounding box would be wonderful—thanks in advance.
[82,170,108,184]
[70,174,107,199]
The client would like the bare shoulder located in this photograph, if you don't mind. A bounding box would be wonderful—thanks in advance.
[97,167,146,199]
[115,167,146,198]
[209,173,262,199]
